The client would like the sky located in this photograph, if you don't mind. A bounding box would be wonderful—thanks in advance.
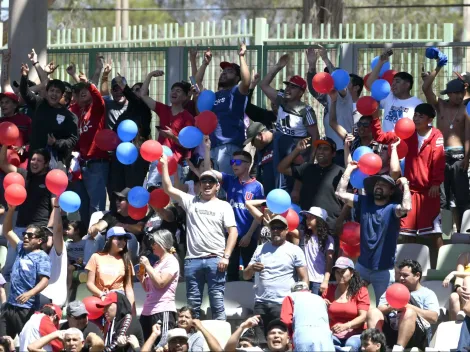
[1,0,8,22]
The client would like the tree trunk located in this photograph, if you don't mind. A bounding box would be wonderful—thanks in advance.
[303,0,344,37]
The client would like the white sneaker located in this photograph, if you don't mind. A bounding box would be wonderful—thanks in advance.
[392,345,404,352]
[457,310,466,321]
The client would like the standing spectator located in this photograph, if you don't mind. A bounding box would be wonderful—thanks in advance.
[66,221,86,293]
[243,215,308,338]
[322,257,370,351]
[422,63,470,231]
[195,45,250,175]
[278,137,344,230]
[371,103,445,251]
[360,329,387,352]
[366,260,439,351]
[101,66,128,130]
[260,54,319,191]
[19,63,78,171]
[60,301,104,340]
[85,227,135,310]
[205,137,264,281]
[139,229,180,343]
[366,49,423,132]
[336,166,411,303]
[243,122,276,196]
[299,207,334,295]
[280,281,335,351]
[0,205,51,338]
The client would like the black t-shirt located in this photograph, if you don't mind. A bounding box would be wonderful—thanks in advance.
[256,142,275,195]
[143,206,179,234]
[292,162,344,230]
[102,211,141,228]
[16,168,52,227]
[60,320,104,340]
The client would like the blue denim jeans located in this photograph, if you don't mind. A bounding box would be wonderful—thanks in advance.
[210,143,239,176]
[309,281,322,295]
[82,161,109,222]
[184,257,226,320]
[332,334,362,352]
[458,316,470,350]
[356,262,395,306]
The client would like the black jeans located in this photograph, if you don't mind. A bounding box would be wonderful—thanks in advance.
[0,303,35,338]
[253,302,282,343]
[226,237,258,282]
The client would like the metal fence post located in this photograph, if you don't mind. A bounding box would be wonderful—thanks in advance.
[340,43,356,74]
[166,47,185,101]
[254,18,267,46]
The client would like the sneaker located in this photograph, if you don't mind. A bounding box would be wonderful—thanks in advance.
[392,345,404,352]
[457,310,466,321]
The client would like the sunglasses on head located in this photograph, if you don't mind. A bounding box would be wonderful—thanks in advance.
[270,225,287,232]
[22,232,39,239]
[357,121,371,128]
[230,159,248,166]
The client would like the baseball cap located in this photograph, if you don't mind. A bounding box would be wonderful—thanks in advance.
[167,328,189,343]
[106,226,132,240]
[333,256,355,270]
[0,92,19,104]
[283,75,307,91]
[66,301,88,317]
[44,304,63,320]
[266,319,288,333]
[114,187,130,200]
[440,79,466,95]
[457,72,470,85]
[268,215,288,227]
[313,137,337,152]
[243,122,267,146]
[111,76,127,88]
[220,62,241,77]
[291,281,309,292]
[299,207,328,221]
[96,291,118,308]
[199,170,219,183]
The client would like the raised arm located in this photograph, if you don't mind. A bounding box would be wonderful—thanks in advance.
[328,90,348,140]
[260,54,289,103]
[189,47,198,77]
[192,319,223,352]
[160,153,185,204]
[28,49,49,84]
[421,63,441,108]
[371,112,397,144]
[195,47,212,88]
[51,197,64,255]
[202,136,222,181]
[306,48,327,106]
[28,330,64,352]
[389,138,402,180]
[238,42,250,95]
[245,199,266,224]
[335,162,357,207]
[366,49,393,89]
[1,49,13,93]
[140,70,164,108]
[142,325,161,352]
[90,55,104,86]
[100,59,112,96]
[317,44,335,73]
[394,177,412,217]
[3,205,20,248]
[19,64,40,110]
[277,137,311,176]
[225,316,260,352]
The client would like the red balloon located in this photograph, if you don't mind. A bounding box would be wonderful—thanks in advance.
[356,96,379,116]
[382,70,398,85]
[388,140,409,159]
[82,296,104,320]
[45,169,69,195]
[312,72,334,94]
[6,149,20,167]
[0,122,19,146]
[95,129,120,151]
[358,152,383,175]
[3,172,25,190]
[140,140,163,162]
[195,111,218,135]
[386,283,410,309]
[363,73,372,91]
[281,209,299,232]
[340,241,360,259]
[149,188,170,209]
[128,204,148,220]
[157,156,177,176]
[341,222,360,246]
[5,184,27,206]
[395,118,415,140]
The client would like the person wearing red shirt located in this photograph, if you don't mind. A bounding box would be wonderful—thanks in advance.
[322,257,370,351]
[69,82,108,225]
[371,103,445,252]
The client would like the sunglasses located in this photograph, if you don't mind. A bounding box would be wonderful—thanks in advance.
[230,159,248,166]
[270,225,287,232]
[112,236,128,242]
[200,178,216,185]
[357,122,371,128]
[22,232,40,239]
[116,197,127,202]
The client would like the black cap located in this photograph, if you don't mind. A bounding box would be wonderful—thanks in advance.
[440,79,466,95]
[313,137,337,152]
[114,187,130,199]
[266,319,288,333]
[243,122,267,146]
[364,174,403,203]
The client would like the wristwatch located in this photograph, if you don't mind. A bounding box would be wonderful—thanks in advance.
[223,254,230,259]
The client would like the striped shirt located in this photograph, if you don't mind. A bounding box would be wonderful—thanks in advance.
[275,91,317,137]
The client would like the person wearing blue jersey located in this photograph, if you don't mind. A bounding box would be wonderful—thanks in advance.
[195,45,251,175]
[203,136,264,281]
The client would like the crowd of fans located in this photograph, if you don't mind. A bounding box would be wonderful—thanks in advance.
[0,42,467,351]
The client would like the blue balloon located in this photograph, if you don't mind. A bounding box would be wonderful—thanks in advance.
[370,56,391,77]
[291,203,303,222]
[400,158,406,176]
[178,126,204,149]
[59,191,81,213]
[331,69,350,91]
[162,146,173,157]
[350,169,368,189]
[371,79,391,101]
[116,142,138,165]
[352,146,373,162]
[128,186,150,208]
[266,189,291,214]
[466,103,470,117]
[117,120,138,142]
[197,90,216,112]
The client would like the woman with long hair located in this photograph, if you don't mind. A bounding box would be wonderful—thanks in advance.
[299,207,334,295]
[322,257,370,352]
[139,229,180,344]
[85,227,135,311]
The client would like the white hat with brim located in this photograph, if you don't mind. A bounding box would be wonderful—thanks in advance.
[299,206,328,221]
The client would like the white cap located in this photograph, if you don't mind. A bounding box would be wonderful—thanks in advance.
[167,328,188,343]
[299,206,328,221]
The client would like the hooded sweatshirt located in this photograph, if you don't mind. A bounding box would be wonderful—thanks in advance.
[104,292,144,352]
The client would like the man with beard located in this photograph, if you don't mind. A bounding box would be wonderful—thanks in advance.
[195,45,250,175]
[336,166,411,304]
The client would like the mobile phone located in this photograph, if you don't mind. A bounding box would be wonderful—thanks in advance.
[189,76,200,93]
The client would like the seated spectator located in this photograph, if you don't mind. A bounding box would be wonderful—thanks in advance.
[0,336,15,352]
[28,329,104,352]
[263,319,290,352]
[19,304,63,352]
[66,220,87,292]
[458,298,470,349]
[0,205,51,338]
[225,316,263,351]
[85,227,135,310]
[139,229,180,343]
[60,301,104,340]
[243,215,307,339]
[175,306,204,351]
[366,259,439,351]
[322,257,369,351]
[96,292,144,352]
[281,281,335,351]
[298,207,334,295]
[443,251,470,321]
[360,328,387,352]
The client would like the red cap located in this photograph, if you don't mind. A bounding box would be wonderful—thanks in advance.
[283,75,307,91]
[96,291,118,308]
[44,304,63,320]
[220,62,241,76]
[0,92,19,103]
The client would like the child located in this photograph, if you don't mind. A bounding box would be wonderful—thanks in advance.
[299,206,334,295]
[360,329,386,352]
[65,220,86,291]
